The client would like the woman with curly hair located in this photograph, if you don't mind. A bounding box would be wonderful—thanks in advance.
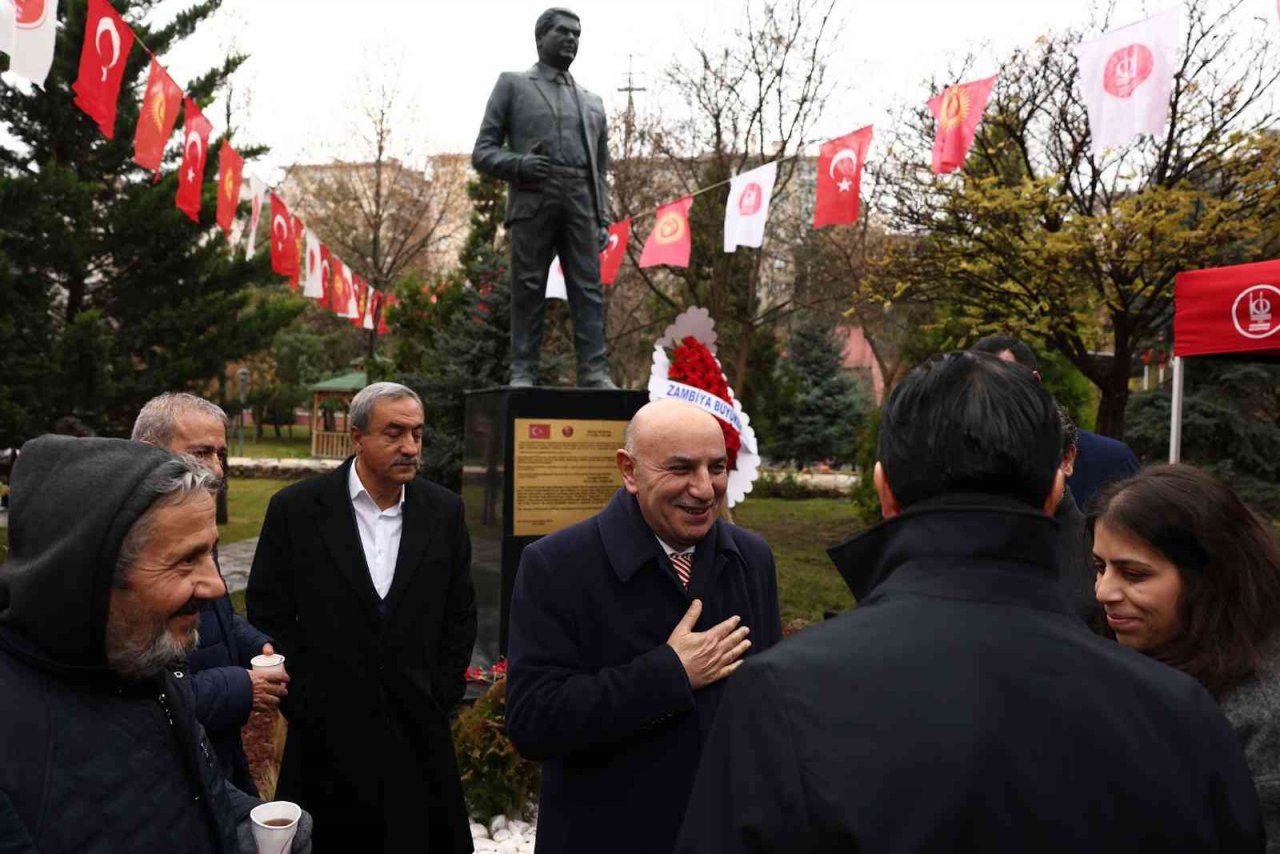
[1091,464,1280,849]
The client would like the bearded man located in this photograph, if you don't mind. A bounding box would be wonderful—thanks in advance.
[0,436,312,853]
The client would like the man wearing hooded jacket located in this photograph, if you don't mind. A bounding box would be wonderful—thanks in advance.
[0,436,311,853]
[675,352,1263,853]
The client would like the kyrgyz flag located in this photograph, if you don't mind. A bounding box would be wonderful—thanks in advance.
[639,197,693,268]
[290,215,305,290]
[330,258,356,318]
[2,0,59,86]
[175,100,212,223]
[72,0,135,138]
[813,126,873,229]
[723,161,777,252]
[269,194,299,278]
[318,244,332,307]
[928,75,997,174]
[215,142,244,239]
[599,219,630,285]
[133,60,182,174]
[1074,11,1181,156]
[351,275,370,327]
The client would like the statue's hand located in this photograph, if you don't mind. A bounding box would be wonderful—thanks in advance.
[520,154,552,181]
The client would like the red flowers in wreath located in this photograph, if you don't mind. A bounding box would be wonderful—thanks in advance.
[667,336,742,471]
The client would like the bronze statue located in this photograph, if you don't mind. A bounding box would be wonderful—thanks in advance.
[472,7,616,389]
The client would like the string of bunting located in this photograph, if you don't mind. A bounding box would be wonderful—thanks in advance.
[5,1,1209,297]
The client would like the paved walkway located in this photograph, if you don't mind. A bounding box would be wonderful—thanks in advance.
[218,537,258,594]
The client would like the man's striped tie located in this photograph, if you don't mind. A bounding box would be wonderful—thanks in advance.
[671,552,693,589]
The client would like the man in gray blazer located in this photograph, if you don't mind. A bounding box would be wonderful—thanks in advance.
[472,7,615,389]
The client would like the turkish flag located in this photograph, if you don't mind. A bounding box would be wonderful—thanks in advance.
[133,59,182,175]
[175,100,212,223]
[331,258,356,318]
[1175,259,1280,358]
[72,0,135,139]
[813,126,873,228]
[599,219,630,284]
[928,75,997,175]
[215,142,244,239]
[269,194,299,278]
[639,197,693,268]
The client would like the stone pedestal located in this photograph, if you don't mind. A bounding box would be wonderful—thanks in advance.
[463,386,648,664]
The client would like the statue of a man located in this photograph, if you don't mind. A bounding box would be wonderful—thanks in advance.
[472,7,616,389]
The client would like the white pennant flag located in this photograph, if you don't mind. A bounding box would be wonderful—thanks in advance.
[3,0,59,87]
[545,256,567,301]
[302,230,324,299]
[245,175,266,259]
[724,161,778,252]
[1074,10,1181,156]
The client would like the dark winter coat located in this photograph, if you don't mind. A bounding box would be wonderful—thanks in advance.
[246,458,477,853]
[188,579,273,796]
[1219,633,1280,852]
[1068,428,1140,512]
[506,489,783,854]
[0,436,254,854]
[675,494,1264,854]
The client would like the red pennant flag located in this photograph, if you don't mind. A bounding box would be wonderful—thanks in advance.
[813,126,873,229]
[269,195,299,278]
[72,0,135,138]
[352,275,370,327]
[928,75,997,175]
[377,294,395,334]
[133,60,182,174]
[330,257,354,318]
[215,142,244,239]
[289,215,305,290]
[599,219,630,285]
[638,198,693,269]
[318,244,332,307]
[175,100,212,223]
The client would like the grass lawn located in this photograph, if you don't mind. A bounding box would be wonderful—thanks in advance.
[222,478,293,543]
[231,424,314,459]
[733,497,861,625]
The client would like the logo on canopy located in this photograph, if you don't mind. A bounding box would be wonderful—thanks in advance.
[1232,284,1280,340]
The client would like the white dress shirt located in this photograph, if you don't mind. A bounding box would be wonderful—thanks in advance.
[348,462,405,599]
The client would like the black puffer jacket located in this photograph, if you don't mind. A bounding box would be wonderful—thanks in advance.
[0,436,254,853]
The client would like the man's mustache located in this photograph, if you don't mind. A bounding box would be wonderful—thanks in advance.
[393,456,421,468]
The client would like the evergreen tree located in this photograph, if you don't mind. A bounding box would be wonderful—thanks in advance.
[0,0,299,443]
[770,318,871,468]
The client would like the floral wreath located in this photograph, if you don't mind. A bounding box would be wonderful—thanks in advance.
[648,307,761,507]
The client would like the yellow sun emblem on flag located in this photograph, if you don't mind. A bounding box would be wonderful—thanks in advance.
[654,211,686,245]
[221,170,235,200]
[148,86,168,133]
[940,85,971,130]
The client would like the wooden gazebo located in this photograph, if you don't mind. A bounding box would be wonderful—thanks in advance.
[309,371,366,459]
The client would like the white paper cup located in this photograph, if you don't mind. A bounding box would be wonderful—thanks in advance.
[250,653,285,673]
[250,800,300,854]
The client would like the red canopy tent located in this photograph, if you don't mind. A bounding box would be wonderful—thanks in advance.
[1170,259,1280,460]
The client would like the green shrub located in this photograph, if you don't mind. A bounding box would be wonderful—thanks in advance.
[451,679,539,823]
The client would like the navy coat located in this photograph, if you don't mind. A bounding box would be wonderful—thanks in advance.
[187,581,272,796]
[506,489,782,854]
[675,495,1263,853]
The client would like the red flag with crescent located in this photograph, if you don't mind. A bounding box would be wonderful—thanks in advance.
[352,275,370,327]
[813,126,872,228]
[928,75,997,175]
[72,0,135,139]
[377,293,395,334]
[175,100,212,223]
[639,198,693,268]
[318,243,332,307]
[599,219,630,284]
[215,142,244,239]
[269,194,299,278]
[133,60,183,175]
[330,258,355,318]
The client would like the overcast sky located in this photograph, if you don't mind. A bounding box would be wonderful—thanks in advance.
[152,0,1278,183]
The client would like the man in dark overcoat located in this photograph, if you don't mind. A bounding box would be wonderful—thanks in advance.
[506,399,782,854]
[674,352,1263,853]
[472,7,614,388]
[247,382,477,853]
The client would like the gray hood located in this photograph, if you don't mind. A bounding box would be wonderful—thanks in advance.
[0,435,179,668]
